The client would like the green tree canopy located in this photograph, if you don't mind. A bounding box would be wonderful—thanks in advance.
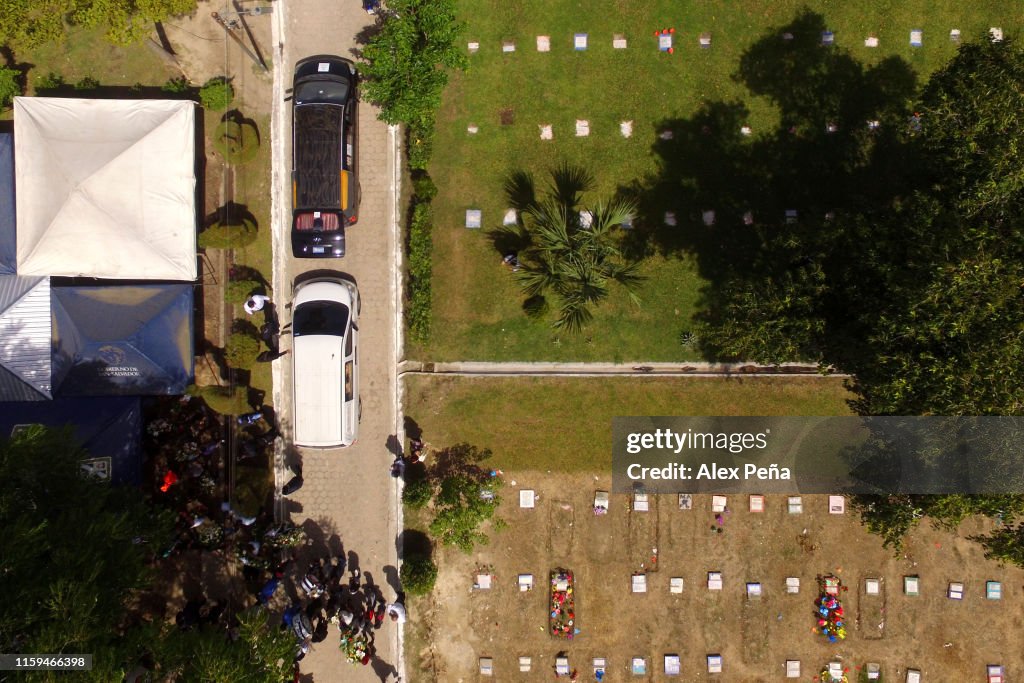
[0,426,173,679]
[496,164,643,333]
[0,0,197,47]
[681,33,1024,417]
[359,0,467,127]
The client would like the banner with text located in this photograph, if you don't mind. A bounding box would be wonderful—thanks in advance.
[611,416,1024,494]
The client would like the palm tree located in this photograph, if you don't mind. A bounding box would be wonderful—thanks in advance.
[495,164,643,333]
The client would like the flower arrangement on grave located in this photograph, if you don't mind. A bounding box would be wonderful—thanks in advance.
[815,575,847,642]
[262,523,307,550]
[549,569,576,639]
[339,629,371,665]
[194,522,224,549]
[819,663,849,683]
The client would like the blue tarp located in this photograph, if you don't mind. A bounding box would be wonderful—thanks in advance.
[0,133,14,275]
[0,397,143,485]
[52,285,194,396]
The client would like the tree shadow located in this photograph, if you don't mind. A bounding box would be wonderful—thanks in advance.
[228,264,269,292]
[350,15,386,53]
[623,9,920,360]
[431,442,493,482]
[397,528,432,559]
[203,201,257,231]
[0,46,33,94]
[221,109,261,145]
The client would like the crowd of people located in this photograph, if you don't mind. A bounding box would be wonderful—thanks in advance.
[147,396,285,559]
[276,555,406,665]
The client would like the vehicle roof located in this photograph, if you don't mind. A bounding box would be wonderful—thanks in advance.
[294,55,355,84]
[294,279,355,309]
[292,333,345,447]
[293,104,346,210]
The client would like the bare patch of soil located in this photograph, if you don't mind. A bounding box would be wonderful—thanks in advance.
[415,477,1024,682]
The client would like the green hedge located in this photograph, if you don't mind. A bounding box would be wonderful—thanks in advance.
[0,67,22,108]
[225,328,260,371]
[199,217,258,250]
[402,478,432,509]
[225,279,261,304]
[406,201,433,343]
[407,120,434,171]
[212,119,260,165]
[200,77,235,110]
[186,384,250,416]
[400,553,438,596]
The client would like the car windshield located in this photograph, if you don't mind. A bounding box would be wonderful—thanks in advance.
[295,79,349,105]
[293,301,350,337]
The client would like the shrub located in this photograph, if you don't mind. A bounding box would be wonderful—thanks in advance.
[406,202,432,342]
[407,120,434,171]
[74,76,100,90]
[233,464,272,517]
[35,72,64,90]
[162,76,190,93]
[199,216,258,250]
[411,171,437,202]
[200,77,235,110]
[212,119,260,164]
[400,553,437,596]
[0,68,22,108]
[402,478,432,509]
[225,279,261,304]
[225,328,259,370]
[186,384,250,416]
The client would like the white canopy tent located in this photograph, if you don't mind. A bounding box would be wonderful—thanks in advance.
[14,97,197,281]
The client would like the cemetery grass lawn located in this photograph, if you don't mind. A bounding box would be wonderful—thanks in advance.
[421,0,1024,362]
[12,26,178,94]
[404,374,855,472]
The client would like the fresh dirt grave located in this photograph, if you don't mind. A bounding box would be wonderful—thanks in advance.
[415,474,1024,682]
[859,576,887,640]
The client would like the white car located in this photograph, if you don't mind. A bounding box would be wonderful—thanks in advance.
[291,278,359,447]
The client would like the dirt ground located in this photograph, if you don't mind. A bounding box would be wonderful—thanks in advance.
[413,475,1024,682]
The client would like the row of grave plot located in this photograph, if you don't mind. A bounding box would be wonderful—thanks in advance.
[479,653,720,677]
[477,654,1006,679]
[472,569,1008,601]
[628,492,848,514]
[465,27,1007,55]
[459,116,901,139]
[512,490,850,513]
[630,572,1007,600]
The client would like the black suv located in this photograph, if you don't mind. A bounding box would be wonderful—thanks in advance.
[291,55,359,258]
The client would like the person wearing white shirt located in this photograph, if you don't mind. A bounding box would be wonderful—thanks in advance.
[243,294,271,315]
[386,602,406,624]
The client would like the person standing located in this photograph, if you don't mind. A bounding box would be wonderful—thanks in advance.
[244,294,271,315]
[385,600,406,624]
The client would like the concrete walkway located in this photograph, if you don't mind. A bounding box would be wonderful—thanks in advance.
[270,2,404,681]
[399,360,843,377]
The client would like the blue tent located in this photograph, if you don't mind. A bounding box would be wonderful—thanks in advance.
[52,285,194,396]
[0,132,14,275]
[0,397,144,485]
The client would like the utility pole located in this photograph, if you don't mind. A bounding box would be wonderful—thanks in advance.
[211,12,269,72]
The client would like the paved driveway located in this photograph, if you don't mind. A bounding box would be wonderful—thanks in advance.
[270,2,403,680]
